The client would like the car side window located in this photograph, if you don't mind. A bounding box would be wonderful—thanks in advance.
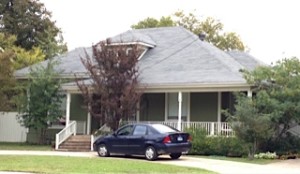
[132,125,147,135]
[117,125,134,136]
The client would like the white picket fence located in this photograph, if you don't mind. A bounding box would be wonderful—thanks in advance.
[0,112,27,142]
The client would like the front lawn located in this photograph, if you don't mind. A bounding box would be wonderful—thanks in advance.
[0,155,216,174]
[0,142,52,151]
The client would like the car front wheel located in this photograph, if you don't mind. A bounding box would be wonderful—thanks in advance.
[170,153,182,159]
[145,146,158,161]
[97,144,110,157]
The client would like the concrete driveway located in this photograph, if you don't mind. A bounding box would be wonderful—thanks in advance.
[0,150,300,174]
[155,156,300,174]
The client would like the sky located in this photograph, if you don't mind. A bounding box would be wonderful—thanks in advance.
[40,0,300,65]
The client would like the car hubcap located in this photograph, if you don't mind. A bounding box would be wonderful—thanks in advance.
[99,146,107,156]
[146,148,154,159]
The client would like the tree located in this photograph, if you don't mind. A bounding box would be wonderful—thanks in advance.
[0,0,67,58]
[0,32,44,111]
[18,59,64,144]
[131,10,245,51]
[227,93,273,159]
[77,40,142,131]
[0,47,15,110]
[0,33,45,69]
[243,57,300,138]
[229,57,300,156]
[131,16,174,29]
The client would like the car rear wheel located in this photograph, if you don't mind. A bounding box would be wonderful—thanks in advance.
[97,144,110,157]
[145,146,157,161]
[170,153,182,159]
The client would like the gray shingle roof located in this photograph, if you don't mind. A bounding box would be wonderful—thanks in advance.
[15,47,92,78]
[227,50,266,71]
[15,26,265,87]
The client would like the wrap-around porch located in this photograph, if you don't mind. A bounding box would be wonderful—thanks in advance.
[55,88,253,150]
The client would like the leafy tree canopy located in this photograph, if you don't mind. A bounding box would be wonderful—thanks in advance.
[0,32,45,111]
[0,0,67,58]
[131,10,245,51]
[0,33,45,69]
[229,57,300,156]
[243,57,300,137]
[77,40,142,131]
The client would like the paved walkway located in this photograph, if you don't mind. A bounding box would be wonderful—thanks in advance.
[155,156,300,174]
[0,150,300,174]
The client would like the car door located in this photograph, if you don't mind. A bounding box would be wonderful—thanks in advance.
[109,125,134,154]
[127,125,148,155]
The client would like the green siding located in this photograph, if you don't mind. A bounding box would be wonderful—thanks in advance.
[190,92,218,121]
[70,94,87,122]
[140,93,165,121]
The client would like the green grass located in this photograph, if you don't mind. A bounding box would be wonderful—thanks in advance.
[191,155,278,164]
[0,155,216,174]
[0,142,52,151]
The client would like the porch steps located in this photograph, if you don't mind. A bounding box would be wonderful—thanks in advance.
[58,135,91,151]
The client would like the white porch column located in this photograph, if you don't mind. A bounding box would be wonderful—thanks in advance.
[217,92,221,134]
[87,110,91,134]
[217,92,221,123]
[247,90,252,98]
[178,91,182,131]
[65,93,71,126]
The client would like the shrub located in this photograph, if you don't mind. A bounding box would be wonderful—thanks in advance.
[185,128,247,157]
[254,152,277,159]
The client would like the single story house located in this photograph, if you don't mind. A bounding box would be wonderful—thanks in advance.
[15,26,265,145]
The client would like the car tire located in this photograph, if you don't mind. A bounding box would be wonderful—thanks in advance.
[145,146,158,161]
[97,144,110,157]
[170,153,182,159]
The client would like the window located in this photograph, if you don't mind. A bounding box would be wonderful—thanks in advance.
[167,93,188,121]
[117,125,134,136]
[133,125,147,135]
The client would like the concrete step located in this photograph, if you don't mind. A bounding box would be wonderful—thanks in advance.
[58,135,92,152]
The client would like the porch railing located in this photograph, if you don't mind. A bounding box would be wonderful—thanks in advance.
[126,121,234,137]
[55,120,77,150]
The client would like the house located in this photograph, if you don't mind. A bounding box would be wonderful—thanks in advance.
[15,26,265,148]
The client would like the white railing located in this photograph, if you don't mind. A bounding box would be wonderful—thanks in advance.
[55,121,77,150]
[126,121,234,137]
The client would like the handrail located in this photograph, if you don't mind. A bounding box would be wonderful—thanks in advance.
[55,121,77,150]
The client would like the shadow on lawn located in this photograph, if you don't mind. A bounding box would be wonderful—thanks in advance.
[105,154,185,161]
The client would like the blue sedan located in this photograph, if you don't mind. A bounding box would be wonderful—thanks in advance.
[93,123,192,160]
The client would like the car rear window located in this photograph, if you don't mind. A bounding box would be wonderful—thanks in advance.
[151,124,178,133]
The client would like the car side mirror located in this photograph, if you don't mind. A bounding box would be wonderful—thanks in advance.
[112,132,117,137]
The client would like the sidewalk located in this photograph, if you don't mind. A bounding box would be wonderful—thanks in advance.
[1,150,300,174]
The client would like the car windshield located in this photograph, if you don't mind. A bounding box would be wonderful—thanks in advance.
[151,124,178,133]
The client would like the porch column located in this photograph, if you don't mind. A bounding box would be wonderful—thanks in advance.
[177,91,182,131]
[217,92,221,134]
[65,93,71,126]
[247,90,252,98]
[87,109,91,134]
[136,101,140,121]
[217,92,221,123]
